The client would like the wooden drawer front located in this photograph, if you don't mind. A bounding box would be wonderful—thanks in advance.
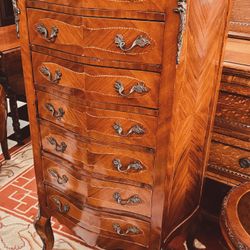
[215,92,250,134]
[37,91,157,148]
[33,0,166,13]
[40,123,155,186]
[43,156,152,217]
[209,141,250,178]
[32,52,160,109]
[28,9,164,66]
[46,186,150,247]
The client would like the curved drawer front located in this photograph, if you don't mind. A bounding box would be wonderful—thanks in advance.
[32,52,160,109]
[209,141,250,179]
[33,0,167,13]
[46,186,150,247]
[28,9,164,66]
[37,91,157,148]
[43,156,152,217]
[40,123,155,186]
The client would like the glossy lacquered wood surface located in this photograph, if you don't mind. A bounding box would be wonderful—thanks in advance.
[28,0,167,13]
[26,0,166,22]
[43,156,152,218]
[46,186,151,248]
[37,91,157,148]
[32,52,160,109]
[40,121,155,186]
[27,8,164,66]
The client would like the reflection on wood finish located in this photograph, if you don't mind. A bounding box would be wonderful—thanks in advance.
[47,186,150,247]
[28,9,164,65]
[37,91,157,148]
[31,0,167,13]
[40,122,155,186]
[32,52,160,109]
[43,156,152,217]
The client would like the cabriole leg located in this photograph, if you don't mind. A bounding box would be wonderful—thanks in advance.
[34,207,54,250]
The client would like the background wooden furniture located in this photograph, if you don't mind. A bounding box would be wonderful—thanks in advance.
[0,84,10,161]
[19,0,231,249]
[0,0,15,27]
[229,0,250,39]
[0,24,27,145]
[207,38,250,186]
[220,182,250,249]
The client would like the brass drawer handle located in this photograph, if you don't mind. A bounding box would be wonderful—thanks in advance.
[36,23,59,43]
[45,103,65,120]
[113,159,144,173]
[52,197,70,214]
[48,169,68,185]
[239,158,250,169]
[113,123,145,137]
[115,34,150,52]
[113,192,142,205]
[47,137,67,153]
[174,0,187,64]
[113,224,141,236]
[39,65,62,84]
[114,81,149,97]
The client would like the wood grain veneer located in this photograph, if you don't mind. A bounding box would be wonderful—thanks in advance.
[18,0,232,249]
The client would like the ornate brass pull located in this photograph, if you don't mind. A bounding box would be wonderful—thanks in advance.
[114,81,149,97]
[39,65,62,84]
[113,123,145,137]
[113,192,142,205]
[48,169,68,185]
[52,197,70,214]
[113,224,141,236]
[174,0,187,64]
[47,137,67,153]
[115,34,150,52]
[113,159,144,173]
[239,158,250,169]
[36,23,59,43]
[12,0,21,38]
[45,103,65,120]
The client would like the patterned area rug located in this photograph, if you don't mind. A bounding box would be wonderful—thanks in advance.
[0,142,91,250]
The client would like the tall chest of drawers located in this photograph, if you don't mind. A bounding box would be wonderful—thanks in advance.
[17,0,231,249]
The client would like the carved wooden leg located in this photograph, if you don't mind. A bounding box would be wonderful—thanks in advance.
[9,93,22,145]
[1,127,10,160]
[34,209,54,250]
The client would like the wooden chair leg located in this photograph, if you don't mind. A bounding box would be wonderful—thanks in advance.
[9,93,23,145]
[1,127,10,160]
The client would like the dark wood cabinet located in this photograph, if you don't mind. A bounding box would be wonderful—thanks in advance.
[0,0,14,26]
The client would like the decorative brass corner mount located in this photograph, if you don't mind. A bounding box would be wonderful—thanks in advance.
[174,0,187,64]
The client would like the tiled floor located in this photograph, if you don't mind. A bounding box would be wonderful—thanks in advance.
[0,100,29,155]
